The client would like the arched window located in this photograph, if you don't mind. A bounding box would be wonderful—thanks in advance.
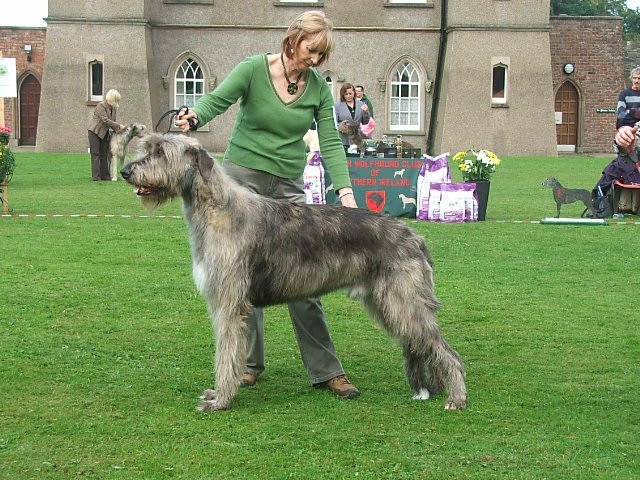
[390,60,420,131]
[175,58,205,109]
[89,60,103,101]
[492,63,508,105]
[325,75,334,100]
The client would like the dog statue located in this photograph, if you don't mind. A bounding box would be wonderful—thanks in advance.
[542,176,595,218]
[108,123,146,181]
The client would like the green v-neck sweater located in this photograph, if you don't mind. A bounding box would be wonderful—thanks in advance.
[192,54,351,190]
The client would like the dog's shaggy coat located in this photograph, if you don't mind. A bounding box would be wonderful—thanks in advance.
[337,120,365,154]
[108,123,146,181]
[121,133,467,411]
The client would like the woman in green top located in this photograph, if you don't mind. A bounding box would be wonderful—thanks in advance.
[176,11,360,398]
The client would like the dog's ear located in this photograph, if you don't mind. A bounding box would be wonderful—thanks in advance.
[197,148,215,181]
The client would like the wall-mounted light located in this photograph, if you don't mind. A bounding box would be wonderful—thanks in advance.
[24,44,32,62]
[563,63,575,75]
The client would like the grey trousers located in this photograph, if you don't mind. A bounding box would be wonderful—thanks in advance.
[222,160,345,385]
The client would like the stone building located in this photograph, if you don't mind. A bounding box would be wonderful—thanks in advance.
[0,2,628,156]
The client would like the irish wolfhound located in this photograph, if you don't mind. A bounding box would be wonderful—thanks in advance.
[121,133,467,412]
[108,123,146,181]
[542,176,595,218]
[337,120,365,154]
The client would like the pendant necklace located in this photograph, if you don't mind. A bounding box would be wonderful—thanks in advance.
[280,53,301,95]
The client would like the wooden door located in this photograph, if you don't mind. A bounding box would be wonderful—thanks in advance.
[555,82,578,152]
[19,75,41,146]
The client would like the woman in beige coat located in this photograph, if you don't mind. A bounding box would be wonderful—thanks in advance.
[88,89,124,181]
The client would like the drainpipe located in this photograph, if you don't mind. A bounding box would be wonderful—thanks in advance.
[427,0,448,155]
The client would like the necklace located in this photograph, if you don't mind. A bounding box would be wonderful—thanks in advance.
[280,53,301,95]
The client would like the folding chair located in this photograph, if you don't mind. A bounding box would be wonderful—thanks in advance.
[612,180,640,215]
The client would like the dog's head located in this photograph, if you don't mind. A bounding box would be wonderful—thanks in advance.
[337,120,359,137]
[120,133,212,211]
[128,123,147,137]
[542,177,561,188]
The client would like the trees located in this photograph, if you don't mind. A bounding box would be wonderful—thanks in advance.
[551,0,640,40]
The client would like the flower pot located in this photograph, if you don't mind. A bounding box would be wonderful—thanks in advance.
[466,180,490,221]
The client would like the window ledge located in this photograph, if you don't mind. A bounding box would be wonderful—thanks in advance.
[274,1,324,6]
[384,1,434,7]
[491,102,509,108]
[164,0,214,4]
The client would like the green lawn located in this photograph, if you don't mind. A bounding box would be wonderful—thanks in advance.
[1,151,638,479]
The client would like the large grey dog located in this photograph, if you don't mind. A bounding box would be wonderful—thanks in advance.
[108,123,146,181]
[121,133,467,412]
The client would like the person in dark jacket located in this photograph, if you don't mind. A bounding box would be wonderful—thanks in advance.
[616,67,640,129]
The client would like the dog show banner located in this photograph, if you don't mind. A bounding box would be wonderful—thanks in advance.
[324,156,422,217]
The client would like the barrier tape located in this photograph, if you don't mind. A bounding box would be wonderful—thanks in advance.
[1,213,183,219]
[2,214,638,224]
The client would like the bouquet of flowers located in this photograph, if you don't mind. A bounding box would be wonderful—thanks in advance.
[0,125,11,145]
[452,148,501,182]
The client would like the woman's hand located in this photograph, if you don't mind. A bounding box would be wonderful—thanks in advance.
[338,188,358,208]
[175,107,199,133]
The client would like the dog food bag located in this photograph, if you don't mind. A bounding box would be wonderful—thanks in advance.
[416,153,450,220]
[303,151,325,205]
[439,183,467,223]
[463,183,477,221]
[426,182,444,221]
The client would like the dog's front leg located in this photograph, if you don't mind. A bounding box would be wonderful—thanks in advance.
[198,307,248,411]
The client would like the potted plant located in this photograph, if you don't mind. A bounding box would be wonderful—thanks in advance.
[0,125,11,145]
[452,148,501,220]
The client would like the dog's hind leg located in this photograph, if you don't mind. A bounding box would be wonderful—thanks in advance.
[401,342,430,400]
[362,271,467,410]
[198,305,248,411]
[424,335,466,409]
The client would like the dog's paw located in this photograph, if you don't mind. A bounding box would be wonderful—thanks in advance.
[444,398,467,410]
[199,388,216,401]
[197,389,230,411]
[197,399,229,412]
[412,388,430,401]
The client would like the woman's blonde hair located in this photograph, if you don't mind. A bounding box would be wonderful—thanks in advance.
[105,89,121,108]
[281,11,334,67]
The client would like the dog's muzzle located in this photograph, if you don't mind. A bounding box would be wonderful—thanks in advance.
[120,165,132,180]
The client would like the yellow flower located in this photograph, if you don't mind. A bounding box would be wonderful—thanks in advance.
[452,147,501,181]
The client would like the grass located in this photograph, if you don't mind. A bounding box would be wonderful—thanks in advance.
[1,151,639,479]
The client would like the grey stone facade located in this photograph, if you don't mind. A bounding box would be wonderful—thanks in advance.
[36,0,558,156]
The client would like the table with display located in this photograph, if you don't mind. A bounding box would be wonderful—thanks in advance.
[324,154,423,218]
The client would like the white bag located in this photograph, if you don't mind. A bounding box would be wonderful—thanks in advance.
[303,151,325,204]
[417,153,451,220]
